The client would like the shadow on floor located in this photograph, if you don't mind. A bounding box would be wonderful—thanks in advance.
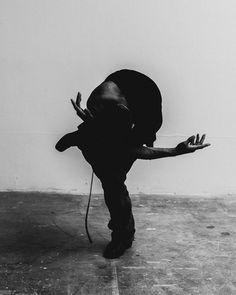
[0,192,236,295]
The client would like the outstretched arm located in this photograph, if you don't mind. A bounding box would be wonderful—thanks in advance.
[133,134,210,160]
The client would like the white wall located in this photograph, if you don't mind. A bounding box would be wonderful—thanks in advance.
[1,0,236,195]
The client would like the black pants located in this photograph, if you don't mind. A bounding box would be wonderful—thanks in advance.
[56,127,136,240]
[81,140,136,241]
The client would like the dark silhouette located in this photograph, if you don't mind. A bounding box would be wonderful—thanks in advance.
[55,69,210,259]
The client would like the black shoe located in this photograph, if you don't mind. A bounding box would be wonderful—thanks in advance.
[103,236,134,259]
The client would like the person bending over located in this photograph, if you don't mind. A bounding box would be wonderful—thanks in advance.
[55,69,210,259]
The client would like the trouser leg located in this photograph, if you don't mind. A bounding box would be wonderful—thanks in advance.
[101,176,135,241]
[80,140,136,243]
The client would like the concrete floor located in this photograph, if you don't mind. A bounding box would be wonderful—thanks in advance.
[0,193,235,295]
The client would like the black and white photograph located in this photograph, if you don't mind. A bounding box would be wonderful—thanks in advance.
[0,0,235,294]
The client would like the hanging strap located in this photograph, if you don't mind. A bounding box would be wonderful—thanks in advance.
[85,170,94,243]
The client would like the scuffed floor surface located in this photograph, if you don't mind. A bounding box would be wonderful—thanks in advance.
[0,192,235,294]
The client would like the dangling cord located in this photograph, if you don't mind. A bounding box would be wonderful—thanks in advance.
[85,170,94,243]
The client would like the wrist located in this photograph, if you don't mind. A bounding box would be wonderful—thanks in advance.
[173,147,181,156]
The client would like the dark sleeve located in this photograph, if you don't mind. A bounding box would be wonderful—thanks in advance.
[55,122,91,152]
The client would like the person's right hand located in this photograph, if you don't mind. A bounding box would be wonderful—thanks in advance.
[71,92,93,121]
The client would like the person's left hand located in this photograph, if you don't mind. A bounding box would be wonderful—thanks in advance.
[175,134,211,155]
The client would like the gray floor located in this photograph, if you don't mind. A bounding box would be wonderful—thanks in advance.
[0,192,235,295]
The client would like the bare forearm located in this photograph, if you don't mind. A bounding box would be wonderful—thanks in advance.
[133,146,179,160]
[132,134,210,160]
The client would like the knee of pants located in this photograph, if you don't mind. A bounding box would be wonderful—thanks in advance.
[103,182,129,198]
